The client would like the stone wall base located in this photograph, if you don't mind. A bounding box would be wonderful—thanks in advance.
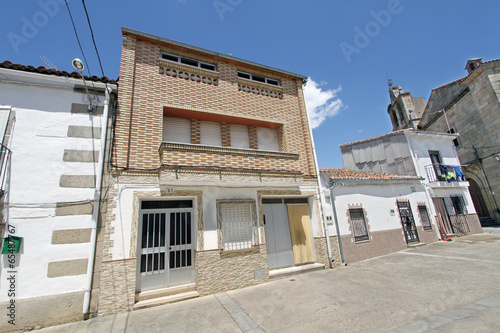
[97,259,137,315]
[195,246,269,295]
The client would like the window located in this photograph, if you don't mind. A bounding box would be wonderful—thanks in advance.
[163,117,191,143]
[418,205,432,230]
[230,124,250,149]
[256,127,280,151]
[237,71,281,86]
[218,200,258,251]
[161,52,217,72]
[349,208,369,242]
[451,196,466,215]
[200,121,222,146]
[448,128,460,147]
[429,150,443,179]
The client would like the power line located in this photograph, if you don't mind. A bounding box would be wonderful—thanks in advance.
[64,0,92,77]
[81,0,106,78]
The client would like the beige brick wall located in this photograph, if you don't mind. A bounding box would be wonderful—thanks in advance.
[98,259,137,315]
[114,32,317,178]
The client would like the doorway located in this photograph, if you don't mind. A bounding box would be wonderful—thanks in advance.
[397,200,420,244]
[137,200,195,292]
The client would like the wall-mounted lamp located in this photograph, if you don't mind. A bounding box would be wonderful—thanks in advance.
[71,58,94,112]
[495,153,500,162]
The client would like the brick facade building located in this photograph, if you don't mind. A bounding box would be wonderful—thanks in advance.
[96,28,337,315]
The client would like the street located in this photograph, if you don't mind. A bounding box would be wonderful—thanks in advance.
[37,227,500,333]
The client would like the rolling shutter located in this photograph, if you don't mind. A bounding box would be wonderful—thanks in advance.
[230,124,249,149]
[200,121,221,146]
[163,117,191,143]
[257,127,280,151]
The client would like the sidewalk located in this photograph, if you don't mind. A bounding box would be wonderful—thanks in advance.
[36,227,500,333]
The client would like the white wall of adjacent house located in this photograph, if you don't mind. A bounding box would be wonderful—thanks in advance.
[320,174,431,238]
[0,76,106,301]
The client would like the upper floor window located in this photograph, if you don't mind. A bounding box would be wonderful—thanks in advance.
[161,52,217,72]
[237,71,280,86]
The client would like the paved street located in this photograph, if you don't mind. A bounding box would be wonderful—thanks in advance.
[37,227,500,333]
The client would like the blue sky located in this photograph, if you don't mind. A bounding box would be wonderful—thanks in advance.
[1,0,499,168]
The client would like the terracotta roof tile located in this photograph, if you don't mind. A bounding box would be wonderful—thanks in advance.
[319,168,422,181]
[0,60,117,84]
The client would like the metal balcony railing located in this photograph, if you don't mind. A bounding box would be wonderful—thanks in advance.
[424,163,466,183]
[0,145,11,196]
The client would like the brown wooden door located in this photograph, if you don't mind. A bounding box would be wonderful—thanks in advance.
[287,204,315,265]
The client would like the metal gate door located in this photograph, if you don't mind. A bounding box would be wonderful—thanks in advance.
[263,203,294,269]
[138,206,195,291]
[397,201,420,244]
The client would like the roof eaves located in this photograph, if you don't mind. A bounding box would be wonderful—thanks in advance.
[122,27,308,80]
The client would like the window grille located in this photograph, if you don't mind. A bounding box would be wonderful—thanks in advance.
[418,205,432,230]
[349,208,369,242]
[218,201,257,251]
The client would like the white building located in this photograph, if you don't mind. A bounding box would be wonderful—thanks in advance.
[319,168,437,264]
[0,61,117,330]
[339,129,482,238]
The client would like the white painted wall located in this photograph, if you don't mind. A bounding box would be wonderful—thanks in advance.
[319,173,432,238]
[0,72,114,302]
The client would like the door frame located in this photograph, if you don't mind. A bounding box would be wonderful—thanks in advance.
[136,199,196,293]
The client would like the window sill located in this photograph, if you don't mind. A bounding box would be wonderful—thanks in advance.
[353,239,370,244]
[219,246,260,258]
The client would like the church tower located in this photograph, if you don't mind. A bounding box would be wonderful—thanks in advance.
[387,80,426,131]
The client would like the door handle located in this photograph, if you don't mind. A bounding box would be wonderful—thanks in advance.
[169,246,172,250]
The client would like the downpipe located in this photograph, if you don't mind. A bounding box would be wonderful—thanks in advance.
[83,86,111,316]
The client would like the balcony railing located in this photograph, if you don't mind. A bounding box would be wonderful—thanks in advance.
[424,163,466,183]
[0,145,11,196]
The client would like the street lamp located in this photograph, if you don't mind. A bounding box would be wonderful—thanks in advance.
[71,58,94,112]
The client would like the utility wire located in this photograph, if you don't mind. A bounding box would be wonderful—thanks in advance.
[81,0,106,78]
[64,0,92,77]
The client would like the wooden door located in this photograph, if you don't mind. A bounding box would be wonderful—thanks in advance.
[287,204,315,265]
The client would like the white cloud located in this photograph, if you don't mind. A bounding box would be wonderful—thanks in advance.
[304,78,343,129]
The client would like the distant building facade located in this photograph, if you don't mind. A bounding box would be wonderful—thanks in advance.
[340,129,482,238]
[417,58,500,223]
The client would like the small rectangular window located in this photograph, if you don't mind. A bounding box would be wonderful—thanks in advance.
[218,201,257,251]
[200,63,215,71]
[252,75,266,83]
[267,79,279,86]
[181,57,198,67]
[418,205,432,230]
[238,72,251,79]
[162,53,178,62]
[349,208,369,242]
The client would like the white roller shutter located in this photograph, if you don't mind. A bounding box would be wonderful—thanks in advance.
[230,124,249,149]
[163,117,191,143]
[200,121,221,146]
[257,127,280,151]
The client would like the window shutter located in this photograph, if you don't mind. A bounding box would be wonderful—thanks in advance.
[230,124,249,149]
[200,121,221,146]
[163,117,191,143]
[257,127,279,151]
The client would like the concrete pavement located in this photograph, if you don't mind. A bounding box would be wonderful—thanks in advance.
[35,227,500,333]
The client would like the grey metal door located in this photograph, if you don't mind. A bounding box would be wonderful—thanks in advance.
[263,203,294,269]
[138,206,195,291]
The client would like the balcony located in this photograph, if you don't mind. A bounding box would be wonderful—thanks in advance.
[424,164,466,185]
[159,142,303,184]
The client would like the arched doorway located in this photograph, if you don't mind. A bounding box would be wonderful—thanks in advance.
[468,178,488,218]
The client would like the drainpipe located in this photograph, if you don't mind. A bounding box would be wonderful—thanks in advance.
[328,181,346,265]
[299,80,333,267]
[83,86,111,316]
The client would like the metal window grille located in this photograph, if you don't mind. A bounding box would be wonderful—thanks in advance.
[218,201,257,251]
[349,208,369,242]
[418,206,432,231]
[444,196,470,234]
